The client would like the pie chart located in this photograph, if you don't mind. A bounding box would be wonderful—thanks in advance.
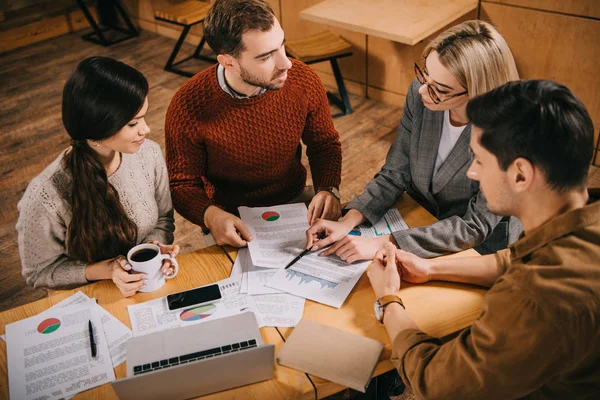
[262,211,280,221]
[37,318,61,334]
[180,304,217,322]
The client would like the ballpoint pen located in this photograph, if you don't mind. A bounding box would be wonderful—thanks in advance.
[88,320,97,358]
[284,231,326,270]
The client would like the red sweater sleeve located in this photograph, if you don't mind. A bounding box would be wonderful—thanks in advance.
[165,74,214,229]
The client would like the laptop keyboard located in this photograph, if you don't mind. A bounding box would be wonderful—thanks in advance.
[133,339,258,376]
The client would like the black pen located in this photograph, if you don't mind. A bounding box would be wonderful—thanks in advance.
[284,232,326,270]
[284,246,313,270]
[88,320,97,358]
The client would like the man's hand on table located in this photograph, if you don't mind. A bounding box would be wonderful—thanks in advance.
[204,206,253,247]
[367,243,402,298]
[395,249,433,284]
[307,191,342,225]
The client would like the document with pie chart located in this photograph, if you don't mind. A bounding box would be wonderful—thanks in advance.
[5,301,115,400]
[239,203,309,268]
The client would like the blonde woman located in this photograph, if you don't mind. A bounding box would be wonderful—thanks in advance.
[307,20,522,261]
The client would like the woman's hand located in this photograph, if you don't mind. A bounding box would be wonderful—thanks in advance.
[318,234,393,263]
[110,256,147,297]
[149,240,180,276]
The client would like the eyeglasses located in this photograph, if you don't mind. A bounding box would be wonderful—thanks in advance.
[414,62,468,104]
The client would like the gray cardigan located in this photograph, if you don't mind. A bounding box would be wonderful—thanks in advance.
[347,79,521,257]
[16,139,175,289]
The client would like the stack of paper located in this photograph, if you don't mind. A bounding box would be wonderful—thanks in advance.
[239,204,409,309]
[5,291,131,400]
[126,267,306,338]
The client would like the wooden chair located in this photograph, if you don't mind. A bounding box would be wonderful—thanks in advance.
[286,31,353,117]
[154,1,215,77]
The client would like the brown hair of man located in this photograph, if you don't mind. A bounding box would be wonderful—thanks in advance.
[203,0,275,57]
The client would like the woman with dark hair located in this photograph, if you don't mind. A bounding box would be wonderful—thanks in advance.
[17,56,177,297]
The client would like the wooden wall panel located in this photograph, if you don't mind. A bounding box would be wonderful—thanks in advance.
[481,2,600,128]
[483,0,600,19]
[367,10,476,96]
[266,0,281,21]
[280,0,367,91]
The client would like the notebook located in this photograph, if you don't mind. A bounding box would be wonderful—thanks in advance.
[277,319,384,392]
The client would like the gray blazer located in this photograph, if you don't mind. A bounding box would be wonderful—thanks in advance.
[347,79,522,258]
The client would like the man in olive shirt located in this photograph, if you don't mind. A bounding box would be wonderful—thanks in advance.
[368,80,600,399]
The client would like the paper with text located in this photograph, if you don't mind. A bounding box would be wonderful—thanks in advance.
[239,203,308,268]
[6,302,115,400]
[127,278,261,336]
[47,291,131,368]
[356,209,408,237]
[267,250,369,308]
[253,293,305,327]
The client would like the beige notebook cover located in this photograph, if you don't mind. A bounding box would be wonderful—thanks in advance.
[277,319,384,392]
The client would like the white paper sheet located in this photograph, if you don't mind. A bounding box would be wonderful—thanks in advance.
[240,249,249,294]
[229,251,244,283]
[46,291,131,368]
[252,293,305,327]
[239,203,308,268]
[127,278,262,336]
[356,209,408,237]
[244,248,283,295]
[266,250,370,308]
[6,302,115,400]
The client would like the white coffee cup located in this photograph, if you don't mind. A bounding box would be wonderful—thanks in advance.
[127,243,179,292]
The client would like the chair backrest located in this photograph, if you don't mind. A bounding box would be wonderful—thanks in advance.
[155,1,211,25]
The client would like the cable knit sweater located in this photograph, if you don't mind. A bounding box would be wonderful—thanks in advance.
[165,59,342,228]
[16,139,175,289]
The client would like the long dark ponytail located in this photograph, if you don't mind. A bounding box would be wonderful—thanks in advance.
[62,56,149,263]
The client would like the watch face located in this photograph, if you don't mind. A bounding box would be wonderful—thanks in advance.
[374,300,382,322]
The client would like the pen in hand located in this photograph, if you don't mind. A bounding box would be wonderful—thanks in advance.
[88,320,97,358]
[284,231,326,270]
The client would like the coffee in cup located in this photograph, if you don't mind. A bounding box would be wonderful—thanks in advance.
[127,243,179,292]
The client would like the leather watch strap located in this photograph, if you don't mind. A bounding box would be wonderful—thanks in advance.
[378,294,404,310]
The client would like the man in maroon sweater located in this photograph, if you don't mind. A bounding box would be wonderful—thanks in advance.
[165,0,343,247]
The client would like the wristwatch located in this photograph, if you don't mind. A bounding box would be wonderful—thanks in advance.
[318,187,341,201]
[374,295,404,323]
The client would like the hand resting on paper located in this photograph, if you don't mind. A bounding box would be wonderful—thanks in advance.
[204,206,253,247]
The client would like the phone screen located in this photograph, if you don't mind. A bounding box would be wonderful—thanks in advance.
[167,284,222,311]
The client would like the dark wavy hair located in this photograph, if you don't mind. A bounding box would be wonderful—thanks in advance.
[467,79,594,192]
[203,0,274,57]
[62,56,148,262]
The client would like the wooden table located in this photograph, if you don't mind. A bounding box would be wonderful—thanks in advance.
[224,194,485,399]
[300,0,478,45]
[1,194,485,400]
[0,246,315,400]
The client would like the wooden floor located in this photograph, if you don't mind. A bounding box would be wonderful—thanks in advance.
[0,31,401,312]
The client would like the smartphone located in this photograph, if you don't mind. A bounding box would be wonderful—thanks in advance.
[166,284,222,311]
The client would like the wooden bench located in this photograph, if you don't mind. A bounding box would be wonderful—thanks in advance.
[154,1,215,77]
[286,31,353,117]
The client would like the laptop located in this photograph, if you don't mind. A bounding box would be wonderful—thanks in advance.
[111,312,274,400]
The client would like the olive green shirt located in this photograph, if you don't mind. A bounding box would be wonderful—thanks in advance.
[391,199,600,399]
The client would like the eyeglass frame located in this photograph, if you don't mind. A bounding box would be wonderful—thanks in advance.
[414,62,468,104]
